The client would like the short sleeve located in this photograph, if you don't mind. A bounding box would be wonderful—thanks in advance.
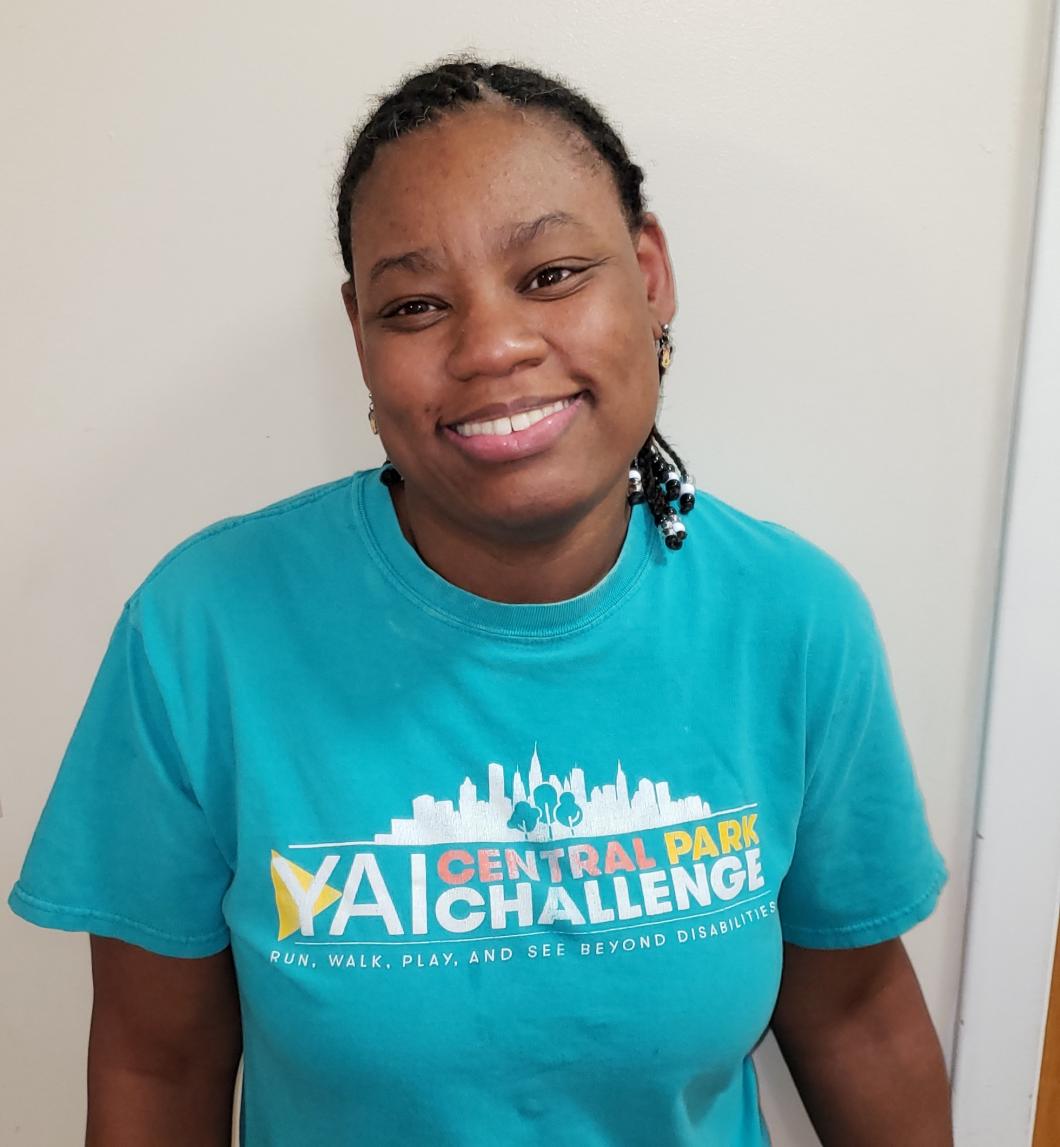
[778,570,948,949]
[8,602,232,957]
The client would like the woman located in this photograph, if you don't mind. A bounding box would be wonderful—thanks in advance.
[10,59,952,1145]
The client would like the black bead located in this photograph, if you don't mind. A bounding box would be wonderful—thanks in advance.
[677,476,696,514]
[660,512,687,551]
[379,464,402,487]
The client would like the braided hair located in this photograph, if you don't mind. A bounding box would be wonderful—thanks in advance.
[336,56,695,549]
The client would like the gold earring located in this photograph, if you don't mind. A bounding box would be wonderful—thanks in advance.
[368,396,379,436]
[657,323,674,373]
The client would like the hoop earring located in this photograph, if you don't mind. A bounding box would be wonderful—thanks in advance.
[657,323,674,374]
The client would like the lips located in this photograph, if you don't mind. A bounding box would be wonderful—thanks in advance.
[441,392,587,463]
[451,396,578,438]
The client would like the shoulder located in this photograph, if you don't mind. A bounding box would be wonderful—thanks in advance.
[124,470,369,628]
[686,487,892,715]
[691,488,872,623]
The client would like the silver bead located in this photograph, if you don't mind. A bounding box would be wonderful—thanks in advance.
[627,466,645,505]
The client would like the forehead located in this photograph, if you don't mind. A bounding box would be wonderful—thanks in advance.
[348,105,626,274]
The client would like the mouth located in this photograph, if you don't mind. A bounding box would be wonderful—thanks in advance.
[441,391,588,463]
[449,394,581,438]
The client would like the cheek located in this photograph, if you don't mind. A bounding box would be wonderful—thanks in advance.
[571,310,657,414]
[367,347,443,426]
[562,283,653,379]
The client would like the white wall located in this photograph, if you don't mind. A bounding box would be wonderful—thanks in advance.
[0,2,1052,1143]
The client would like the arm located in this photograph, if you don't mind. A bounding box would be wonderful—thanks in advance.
[86,935,243,1147]
[770,938,952,1146]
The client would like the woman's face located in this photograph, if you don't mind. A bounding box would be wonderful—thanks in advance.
[342,103,676,542]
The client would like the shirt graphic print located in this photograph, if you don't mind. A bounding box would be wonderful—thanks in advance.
[269,749,776,969]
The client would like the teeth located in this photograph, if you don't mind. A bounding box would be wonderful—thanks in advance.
[453,397,574,438]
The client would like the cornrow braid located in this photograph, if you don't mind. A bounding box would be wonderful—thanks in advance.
[338,56,695,553]
[335,56,646,277]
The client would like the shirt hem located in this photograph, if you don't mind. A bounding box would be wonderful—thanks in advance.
[779,864,948,950]
[8,883,231,958]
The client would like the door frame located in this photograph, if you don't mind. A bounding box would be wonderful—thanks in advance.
[951,5,1060,1142]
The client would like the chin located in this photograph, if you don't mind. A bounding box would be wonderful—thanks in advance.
[462,471,617,543]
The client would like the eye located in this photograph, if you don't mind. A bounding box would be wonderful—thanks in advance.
[383,298,439,319]
[525,265,581,291]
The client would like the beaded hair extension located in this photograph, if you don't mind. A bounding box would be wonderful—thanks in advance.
[629,428,695,551]
[336,57,695,550]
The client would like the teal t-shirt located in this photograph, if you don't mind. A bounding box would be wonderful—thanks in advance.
[9,469,947,1146]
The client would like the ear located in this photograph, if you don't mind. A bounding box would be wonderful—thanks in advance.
[340,279,370,386]
[634,212,677,331]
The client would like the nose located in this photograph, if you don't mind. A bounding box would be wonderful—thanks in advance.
[446,296,548,383]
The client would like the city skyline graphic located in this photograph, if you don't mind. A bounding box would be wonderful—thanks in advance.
[372,748,713,845]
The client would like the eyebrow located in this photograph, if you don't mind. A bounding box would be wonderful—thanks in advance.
[367,211,584,285]
[501,210,581,252]
[368,248,442,284]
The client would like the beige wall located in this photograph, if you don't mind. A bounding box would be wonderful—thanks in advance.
[1,2,1052,1142]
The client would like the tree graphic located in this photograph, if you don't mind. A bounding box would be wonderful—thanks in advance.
[533,783,559,839]
[554,791,584,836]
[509,784,585,840]
[507,801,541,838]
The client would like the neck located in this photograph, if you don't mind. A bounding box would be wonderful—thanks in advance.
[390,481,631,605]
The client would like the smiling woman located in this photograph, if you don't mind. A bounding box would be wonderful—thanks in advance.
[339,68,692,579]
[9,56,953,1147]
